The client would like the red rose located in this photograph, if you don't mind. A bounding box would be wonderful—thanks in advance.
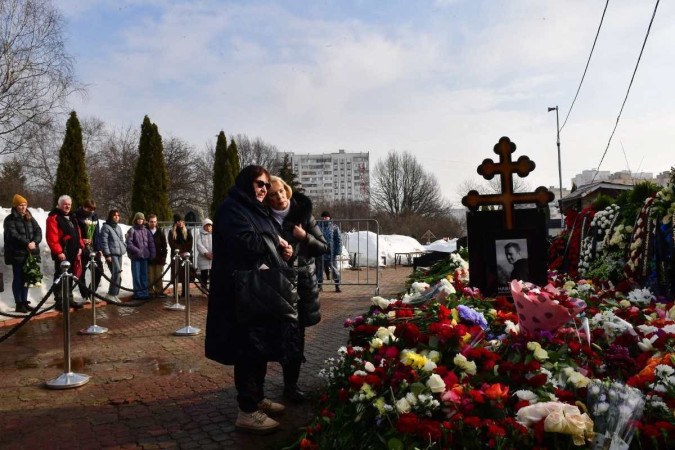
[417,419,442,441]
[348,374,365,389]
[396,413,420,434]
[526,373,548,388]
[364,374,382,388]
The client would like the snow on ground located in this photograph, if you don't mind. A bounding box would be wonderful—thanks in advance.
[0,207,138,313]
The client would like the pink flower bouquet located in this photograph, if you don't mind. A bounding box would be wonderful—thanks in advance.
[510,280,586,336]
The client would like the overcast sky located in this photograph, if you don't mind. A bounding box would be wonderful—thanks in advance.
[55,0,674,205]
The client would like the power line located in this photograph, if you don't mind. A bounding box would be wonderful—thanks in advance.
[560,0,610,133]
[590,0,660,184]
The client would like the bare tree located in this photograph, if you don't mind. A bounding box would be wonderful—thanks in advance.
[88,125,139,219]
[371,150,450,218]
[456,176,533,210]
[233,134,281,173]
[21,118,60,196]
[193,144,214,217]
[164,136,208,215]
[0,0,81,154]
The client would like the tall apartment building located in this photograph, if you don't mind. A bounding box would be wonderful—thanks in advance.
[285,150,370,203]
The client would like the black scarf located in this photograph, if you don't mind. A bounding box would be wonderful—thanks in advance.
[51,208,80,260]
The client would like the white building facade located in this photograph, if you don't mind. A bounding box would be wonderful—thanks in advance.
[286,150,370,203]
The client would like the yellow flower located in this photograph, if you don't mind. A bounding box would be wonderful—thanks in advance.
[453,354,477,375]
[401,350,429,370]
[373,397,387,415]
[527,341,549,361]
[360,383,376,399]
[370,337,383,350]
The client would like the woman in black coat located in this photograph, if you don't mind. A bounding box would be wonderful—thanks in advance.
[3,194,42,313]
[205,165,299,435]
[266,176,328,403]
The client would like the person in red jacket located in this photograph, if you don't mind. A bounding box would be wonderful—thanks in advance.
[46,195,85,311]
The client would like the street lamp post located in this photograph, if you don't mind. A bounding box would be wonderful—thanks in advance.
[548,106,564,230]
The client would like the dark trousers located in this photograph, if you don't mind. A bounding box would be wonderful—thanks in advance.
[234,360,267,413]
[80,254,103,294]
[11,263,28,304]
[282,327,305,387]
[52,270,74,304]
[199,269,210,290]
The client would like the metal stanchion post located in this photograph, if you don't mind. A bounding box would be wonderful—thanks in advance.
[165,250,185,311]
[80,252,108,335]
[46,261,90,389]
[174,253,200,336]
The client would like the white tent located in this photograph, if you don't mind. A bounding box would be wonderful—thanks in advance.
[342,231,426,267]
[424,238,458,253]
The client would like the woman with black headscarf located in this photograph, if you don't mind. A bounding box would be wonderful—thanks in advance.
[205,165,298,435]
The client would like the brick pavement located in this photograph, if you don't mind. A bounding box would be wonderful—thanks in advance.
[0,267,412,449]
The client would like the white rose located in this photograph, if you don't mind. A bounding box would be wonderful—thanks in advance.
[364,361,376,373]
[371,296,392,310]
[426,374,446,393]
[395,397,411,413]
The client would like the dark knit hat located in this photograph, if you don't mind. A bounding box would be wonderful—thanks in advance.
[173,213,183,223]
[320,211,331,218]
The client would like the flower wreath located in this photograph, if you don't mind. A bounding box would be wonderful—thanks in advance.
[625,195,656,281]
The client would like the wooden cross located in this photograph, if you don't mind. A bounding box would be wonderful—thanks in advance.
[462,136,554,230]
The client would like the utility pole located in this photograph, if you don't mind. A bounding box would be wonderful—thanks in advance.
[548,106,564,230]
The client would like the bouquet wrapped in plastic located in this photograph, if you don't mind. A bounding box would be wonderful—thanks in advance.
[22,254,43,288]
[587,380,645,450]
[83,218,97,249]
[510,280,586,336]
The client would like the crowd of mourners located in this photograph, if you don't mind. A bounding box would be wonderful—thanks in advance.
[3,194,213,311]
[4,164,345,434]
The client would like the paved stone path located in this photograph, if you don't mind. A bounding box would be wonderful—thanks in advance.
[0,267,411,449]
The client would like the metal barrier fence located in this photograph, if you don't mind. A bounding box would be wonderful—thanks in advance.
[317,219,380,295]
[160,219,381,294]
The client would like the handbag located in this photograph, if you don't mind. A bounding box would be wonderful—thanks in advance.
[233,231,298,325]
[72,254,83,279]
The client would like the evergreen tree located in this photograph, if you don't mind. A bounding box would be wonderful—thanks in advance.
[210,131,229,216]
[130,116,171,222]
[226,137,240,186]
[0,159,27,207]
[277,153,302,192]
[53,111,92,208]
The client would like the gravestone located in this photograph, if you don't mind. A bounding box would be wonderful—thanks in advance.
[461,136,554,296]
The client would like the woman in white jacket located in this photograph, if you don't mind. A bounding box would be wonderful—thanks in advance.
[195,218,213,290]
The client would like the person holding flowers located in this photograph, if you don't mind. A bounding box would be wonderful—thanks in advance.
[74,199,103,299]
[3,194,42,313]
[205,165,299,435]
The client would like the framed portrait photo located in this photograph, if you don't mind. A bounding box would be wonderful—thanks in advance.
[466,209,548,298]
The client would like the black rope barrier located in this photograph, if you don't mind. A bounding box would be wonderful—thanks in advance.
[0,284,56,344]
[0,254,209,345]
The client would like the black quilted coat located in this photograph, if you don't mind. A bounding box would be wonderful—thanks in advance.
[3,208,42,265]
[279,192,328,327]
[205,172,301,366]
